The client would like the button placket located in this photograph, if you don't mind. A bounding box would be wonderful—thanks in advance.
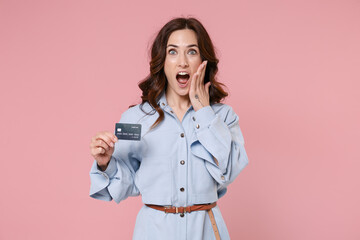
[178,130,186,199]
[192,115,201,130]
[177,118,189,207]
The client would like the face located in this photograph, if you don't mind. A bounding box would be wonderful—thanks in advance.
[164,29,202,97]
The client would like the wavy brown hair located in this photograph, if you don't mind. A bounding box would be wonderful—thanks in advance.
[130,17,228,130]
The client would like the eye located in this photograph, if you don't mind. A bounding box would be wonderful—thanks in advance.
[168,49,176,55]
[188,49,197,55]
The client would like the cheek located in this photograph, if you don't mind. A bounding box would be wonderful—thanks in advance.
[191,63,201,73]
[164,58,176,78]
[165,58,177,65]
[190,58,202,68]
[164,60,170,76]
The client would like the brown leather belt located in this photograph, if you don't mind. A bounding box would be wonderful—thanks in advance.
[145,202,220,240]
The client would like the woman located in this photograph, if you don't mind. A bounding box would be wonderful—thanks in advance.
[89,17,248,240]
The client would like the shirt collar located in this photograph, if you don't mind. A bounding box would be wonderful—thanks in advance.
[157,91,168,108]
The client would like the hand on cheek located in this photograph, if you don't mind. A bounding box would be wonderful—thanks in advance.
[189,60,211,111]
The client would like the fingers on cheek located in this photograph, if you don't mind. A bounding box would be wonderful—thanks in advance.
[191,73,196,86]
[198,72,203,88]
[194,73,197,84]
[194,73,199,89]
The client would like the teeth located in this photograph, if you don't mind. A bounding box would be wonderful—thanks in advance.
[178,72,188,75]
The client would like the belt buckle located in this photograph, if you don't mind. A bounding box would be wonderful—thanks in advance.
[165,206,187,214]
[175,207,186,214]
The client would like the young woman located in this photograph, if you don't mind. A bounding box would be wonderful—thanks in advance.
[89,17,249,240]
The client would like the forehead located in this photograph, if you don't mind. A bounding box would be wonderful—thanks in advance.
[167,29,198,46]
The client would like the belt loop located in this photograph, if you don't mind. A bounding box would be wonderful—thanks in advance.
[175,207,178,213]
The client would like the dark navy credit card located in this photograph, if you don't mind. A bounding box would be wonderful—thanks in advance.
[115,123,141,141]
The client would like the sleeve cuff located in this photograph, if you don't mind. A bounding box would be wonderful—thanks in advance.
[96,156,117,179]
[192,106,216,131]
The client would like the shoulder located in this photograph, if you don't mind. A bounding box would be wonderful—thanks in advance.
[211,102,236,117]
[211,102,232,113]
[119,102,157,123]
[210,102,239,125]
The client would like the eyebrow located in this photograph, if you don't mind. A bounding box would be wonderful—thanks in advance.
[166,44,199,48]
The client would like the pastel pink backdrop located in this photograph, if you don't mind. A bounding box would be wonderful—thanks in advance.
[1,0,359,239]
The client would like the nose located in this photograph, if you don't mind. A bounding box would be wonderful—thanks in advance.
[177,52,189,68]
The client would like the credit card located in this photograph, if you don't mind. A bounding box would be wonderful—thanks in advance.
[115,123,141,141]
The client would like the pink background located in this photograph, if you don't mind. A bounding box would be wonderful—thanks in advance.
[1,0,359,239]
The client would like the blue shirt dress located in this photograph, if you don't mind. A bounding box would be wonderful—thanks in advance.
[89,91,249,239]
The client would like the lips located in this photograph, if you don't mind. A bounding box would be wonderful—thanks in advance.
[176,71,190,88]
[176,72,190,82]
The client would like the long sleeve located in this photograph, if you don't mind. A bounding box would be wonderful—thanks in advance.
[89,112,141,204]
[190,105,248,197]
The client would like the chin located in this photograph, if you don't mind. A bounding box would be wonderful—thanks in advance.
[166,81,190,97]
[176,88,190,97]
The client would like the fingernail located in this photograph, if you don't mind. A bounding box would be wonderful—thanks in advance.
[110,142,114,147]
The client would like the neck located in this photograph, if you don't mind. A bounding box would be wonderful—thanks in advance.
[165,88,191,110]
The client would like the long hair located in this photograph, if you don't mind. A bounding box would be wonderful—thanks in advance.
[130,17,228,130]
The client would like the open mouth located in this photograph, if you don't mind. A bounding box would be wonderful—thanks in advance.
[176,73,190,87]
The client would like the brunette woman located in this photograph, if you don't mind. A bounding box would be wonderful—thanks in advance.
[89,17,248,240]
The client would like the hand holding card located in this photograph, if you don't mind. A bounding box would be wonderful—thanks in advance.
[89,131,118,171]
